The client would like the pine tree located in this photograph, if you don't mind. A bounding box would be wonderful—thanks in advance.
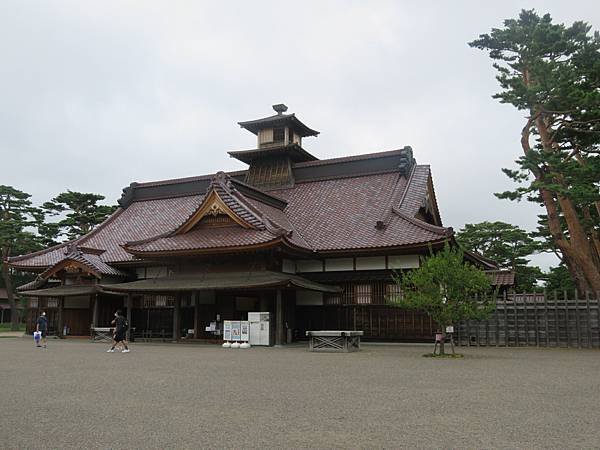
[470,10,600,293]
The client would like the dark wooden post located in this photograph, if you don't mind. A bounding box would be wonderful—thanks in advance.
[173,293,181,341]
[92,293,99,327]
[126,294,132,342]
[275,289,283,346]
[193,292,199,339]
[57,297,64,338]
[259,292,269,312]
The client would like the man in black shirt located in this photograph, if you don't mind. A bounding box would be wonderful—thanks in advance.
[36,312,48,348]
[107,310,130,353]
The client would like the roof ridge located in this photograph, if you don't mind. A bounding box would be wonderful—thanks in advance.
[293,148,405,168]
[133,170,247,188]
[392,207,452,236]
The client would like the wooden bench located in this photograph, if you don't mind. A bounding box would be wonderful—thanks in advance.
[306,330,364,352]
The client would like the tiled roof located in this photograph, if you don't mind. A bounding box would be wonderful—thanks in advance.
[39,247,128,279]
[100,271,340,293]
[126,227,280,254]
[9,149,451,268]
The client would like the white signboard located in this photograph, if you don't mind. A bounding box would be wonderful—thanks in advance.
[240,321,249,341]
[231,321,241,341]
[446,326,454,333]
[223,321,232,341]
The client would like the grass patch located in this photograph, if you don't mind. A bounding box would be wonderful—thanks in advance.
[0,323,25,332]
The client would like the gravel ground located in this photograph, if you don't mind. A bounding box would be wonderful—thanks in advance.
[1,338,599,449]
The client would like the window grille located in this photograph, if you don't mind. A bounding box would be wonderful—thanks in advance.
[354,284,372,304]
[325,295,342,305]
[30,298,39,308]
[142,294,175,308]
[385,283,403,303]
[321,281,393,305]
[273,127,285,143]
[47,298,59,308]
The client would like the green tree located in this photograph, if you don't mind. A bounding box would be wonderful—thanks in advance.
[0,186,43,331]
[470,10,600,293]
[42,191,117,241]
[388,245,493,356]
[456,221,543,290]
[543,264,577,292]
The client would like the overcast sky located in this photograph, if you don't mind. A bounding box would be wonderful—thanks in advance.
[1,1,598,270]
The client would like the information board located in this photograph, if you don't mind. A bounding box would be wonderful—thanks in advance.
[223,321,232,341]
[240,321,249,341]
[231,321,241,341]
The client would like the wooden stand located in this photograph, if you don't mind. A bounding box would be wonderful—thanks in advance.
[306,330,364,352]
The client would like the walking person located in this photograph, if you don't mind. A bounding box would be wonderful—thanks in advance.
[107,310,130,353]
[36,312,48,348]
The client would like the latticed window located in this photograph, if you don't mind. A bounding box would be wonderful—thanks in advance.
[142,294,175,308]
[354,284,372,304]
[385,283,403,303]
[180,293,193,307]
[47,298,59,308]
[273,127,285,143]
[325,295,342,305]
[30,298,39,308]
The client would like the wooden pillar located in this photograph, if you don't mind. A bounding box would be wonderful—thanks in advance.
[126,294,132,342]
[275,289,283,346]
[92,294,99,327]
[173,293,181,341]
[260,292,269,312]
[193,292,199,339]
[57,297,64,338]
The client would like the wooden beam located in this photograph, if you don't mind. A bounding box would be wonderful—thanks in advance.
[173,293,181,341]
[193,292,199,339]
[126,294,132,342]
[57,297,64,338]
[275,289,283,346]
[92,293,99,327]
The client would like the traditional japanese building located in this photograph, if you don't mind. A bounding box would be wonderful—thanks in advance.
[9,105,485,343]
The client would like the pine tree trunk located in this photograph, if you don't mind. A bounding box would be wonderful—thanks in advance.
[535,117,600,293]
[1,250,19,332]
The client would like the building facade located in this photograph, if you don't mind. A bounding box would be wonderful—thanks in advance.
[9,105,480,343]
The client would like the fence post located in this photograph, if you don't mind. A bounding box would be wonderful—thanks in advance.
[504,290,509,347]
[534,292,539,346]
[524,292,529,346]
[585,290,592,348]
[515,292,520,347]
[564,290,569,348]
[495,294,500,347]
[554,290,559,347]
[543,290,549,347]
[575,289,581,348]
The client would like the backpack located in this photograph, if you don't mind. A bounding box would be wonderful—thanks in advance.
[117,316,128,332]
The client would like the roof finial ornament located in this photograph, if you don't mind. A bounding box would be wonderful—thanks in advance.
[272,104,288,115]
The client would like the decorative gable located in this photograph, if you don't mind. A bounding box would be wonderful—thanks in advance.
[41,258,102,280]
[176,190,255,233]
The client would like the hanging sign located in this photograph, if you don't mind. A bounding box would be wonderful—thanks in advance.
[445,326,454,333]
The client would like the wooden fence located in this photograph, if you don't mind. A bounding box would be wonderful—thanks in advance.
[456,293,600,348]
